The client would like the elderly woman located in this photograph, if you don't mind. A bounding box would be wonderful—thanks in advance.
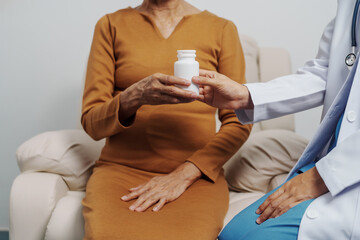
[81,0,251,239]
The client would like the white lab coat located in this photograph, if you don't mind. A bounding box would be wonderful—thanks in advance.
[236,0,360,239]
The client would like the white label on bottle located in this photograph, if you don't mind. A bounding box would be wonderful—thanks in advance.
[174,62,199,95]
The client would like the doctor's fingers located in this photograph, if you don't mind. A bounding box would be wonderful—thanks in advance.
[199,69,218,78]
[192,76,219,88]
[256,191,290,224]
[256,187,285,214]
[271,198,303,219]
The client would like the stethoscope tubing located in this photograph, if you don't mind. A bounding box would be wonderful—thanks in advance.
[346,0,360,67]
[351,0,360,48]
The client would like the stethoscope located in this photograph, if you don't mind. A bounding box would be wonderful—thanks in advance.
[345,0,360,67]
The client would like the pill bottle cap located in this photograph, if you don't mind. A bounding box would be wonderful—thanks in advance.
[177,50,196,59]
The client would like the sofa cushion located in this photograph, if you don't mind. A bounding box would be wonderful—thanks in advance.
[224,129,308,193]
[16,129,105,190]
[239,34,259,84]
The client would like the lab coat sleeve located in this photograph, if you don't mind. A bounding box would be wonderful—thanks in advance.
[316,130,360,196]
[235,19,336,124]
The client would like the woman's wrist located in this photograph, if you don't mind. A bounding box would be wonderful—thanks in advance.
[172,162,202,185]
[119,83,143,124]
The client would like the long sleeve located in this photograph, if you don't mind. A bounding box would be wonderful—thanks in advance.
[187,21,252,182]
[81,15,132,140]
[235,19,335,124]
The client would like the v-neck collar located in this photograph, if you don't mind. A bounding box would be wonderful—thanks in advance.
[129,7,206,40]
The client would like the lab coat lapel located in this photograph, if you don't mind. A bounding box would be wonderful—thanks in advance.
[287,58,359,179]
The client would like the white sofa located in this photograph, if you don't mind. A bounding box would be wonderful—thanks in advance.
[9,35,307,240]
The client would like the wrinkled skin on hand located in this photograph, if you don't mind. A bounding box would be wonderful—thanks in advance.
[121,162,202,212]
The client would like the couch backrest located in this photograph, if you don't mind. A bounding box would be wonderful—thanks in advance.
[240,35,260,84]
[238,35,295,133]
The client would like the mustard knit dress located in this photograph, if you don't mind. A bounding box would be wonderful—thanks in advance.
[81,7,251,240]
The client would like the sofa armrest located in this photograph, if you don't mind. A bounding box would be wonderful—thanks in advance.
[16,129,105,191]
[10,172,69,240]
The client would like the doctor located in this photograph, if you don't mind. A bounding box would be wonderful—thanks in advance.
[192,0,360,239]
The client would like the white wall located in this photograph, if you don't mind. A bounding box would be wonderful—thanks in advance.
[0,0,337,230]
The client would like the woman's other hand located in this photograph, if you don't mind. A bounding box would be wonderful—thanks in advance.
[255,166,329,224]
[192,69,253,110]
[120,73,199,123]
[121,162,202,212]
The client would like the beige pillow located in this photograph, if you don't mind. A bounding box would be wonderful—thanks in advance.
[224,129,308,193]
[16,129,105,191]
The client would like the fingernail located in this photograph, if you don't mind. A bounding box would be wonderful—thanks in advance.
[129,205,136,211]
[135,207,143,212]
[256,218,261,224]
[192,76,199,81]
[153,206,159,212]
[256,209,260,214]
[121,196,128,201]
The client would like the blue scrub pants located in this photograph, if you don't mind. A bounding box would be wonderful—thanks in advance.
[218,163,315,240]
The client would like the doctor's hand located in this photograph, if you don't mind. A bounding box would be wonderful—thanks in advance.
[192,69,253,109]
[121,162,201,212]
[255,166,329,224]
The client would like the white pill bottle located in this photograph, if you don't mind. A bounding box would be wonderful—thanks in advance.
[174,50,199,95]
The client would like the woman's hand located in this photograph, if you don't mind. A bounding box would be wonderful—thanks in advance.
[136,73,199,105]
[255,167,329,224]
[192,69,253,110]
[121,162,202,212]
[120,73,199,123]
